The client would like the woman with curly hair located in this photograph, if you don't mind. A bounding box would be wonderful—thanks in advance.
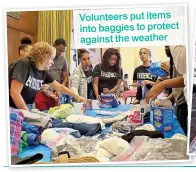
[93,48,123,99]
[9,42,85,110]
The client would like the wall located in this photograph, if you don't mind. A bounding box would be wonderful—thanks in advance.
[7,11,38,65]
[120,46,169,84]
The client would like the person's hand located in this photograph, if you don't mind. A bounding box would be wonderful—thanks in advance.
[40,84,50,92]
[103,88,109,94]
[145,83,165,103]
[143,80,150,86]
[133,82,139,87]
[49,92,59,101]
[76,95,86,103]
[95,94,101,100]
[161,61,170,74]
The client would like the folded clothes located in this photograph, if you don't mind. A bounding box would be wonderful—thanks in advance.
[52,128,81,138]
[51,118,101,136]
[122,130,164,143]
[10,110,24,155]
[48,104,73,119]
[135,124,155,131]
[30,109,48,116]
[27,133,40,146]
[41,129,65,148]
[22,121,41,135]
[65,115,105,130]
[110,121,137,134]
[99,137,131,156]
[20,109,51,129]
[102,110,130,124]
[19,131,28,153]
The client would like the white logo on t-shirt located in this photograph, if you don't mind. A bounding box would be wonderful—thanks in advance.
[137,73,153,80]
[101,71,117,78]
[25,76,44,90]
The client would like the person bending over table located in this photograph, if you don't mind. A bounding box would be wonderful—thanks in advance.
[132,48,157,104]
[146,45,187,135]
[93,48,123,100]
[9,42,85,111]
[71,49,96,100]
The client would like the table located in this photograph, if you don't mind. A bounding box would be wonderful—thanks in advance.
[86,104,185,138]
[18,104,184,162]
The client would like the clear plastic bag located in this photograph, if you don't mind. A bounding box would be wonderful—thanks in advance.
[111,136,188,162]
[51,135,100,160]
[189,136,196,153]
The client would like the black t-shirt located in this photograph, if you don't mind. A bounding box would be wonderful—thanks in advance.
[133,65,157,100]
[84,69,96,99]
[93,63,123,94]
[9,57,54,108]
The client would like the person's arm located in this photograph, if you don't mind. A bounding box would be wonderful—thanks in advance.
[154,77,162,86]
[143,80,155,86]
[169,46,186,75]
[48,80,85,102]
[146,76,184,103]
[132,80,138,87]
[9,61,30,110]
[108,79,122,94]
[61,60,69,87]
[70,68,80,96]
[132,68,138,87]
[62,71,69,87]
[167,93,174,101]
[92,64,101,99]
[10,79,29,110]
[93,76,100,99]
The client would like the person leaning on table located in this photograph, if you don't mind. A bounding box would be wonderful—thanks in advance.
[146,45,187,135]
[9,41,85,111]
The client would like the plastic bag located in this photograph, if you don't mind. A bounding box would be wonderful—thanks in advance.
[51,135,100,160]
[147,62,168,77]
[111,136,188,162]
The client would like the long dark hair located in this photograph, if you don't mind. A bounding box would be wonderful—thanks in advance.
[165,46,173,79]
[101,48,121,72]
[165,46,174,96]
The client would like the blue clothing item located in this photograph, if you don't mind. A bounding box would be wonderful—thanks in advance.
[27,133,39,146]
[22,121,41,135]
[51,118,101,136]
[18,144,51,162]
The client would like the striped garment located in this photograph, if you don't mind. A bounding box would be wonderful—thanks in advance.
[10,108,24,155]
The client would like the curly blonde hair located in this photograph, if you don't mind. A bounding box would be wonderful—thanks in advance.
[30,42,56,66]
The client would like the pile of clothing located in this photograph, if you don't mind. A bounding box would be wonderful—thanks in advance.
[9,104,189,164]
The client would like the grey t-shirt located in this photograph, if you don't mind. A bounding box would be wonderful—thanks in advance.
[48,55,68,83]
[172,66,186,105]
